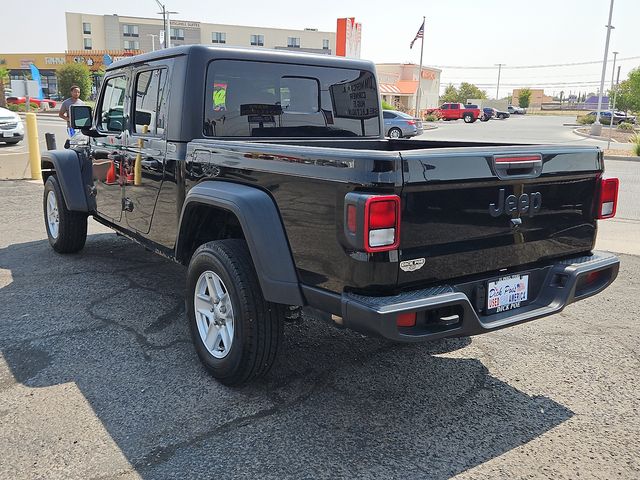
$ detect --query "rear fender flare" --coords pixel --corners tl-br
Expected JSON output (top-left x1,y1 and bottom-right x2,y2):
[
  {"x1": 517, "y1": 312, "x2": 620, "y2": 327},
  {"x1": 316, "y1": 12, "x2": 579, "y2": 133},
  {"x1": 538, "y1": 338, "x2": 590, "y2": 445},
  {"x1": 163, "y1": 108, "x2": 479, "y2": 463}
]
[{"x1": 176, "y1": 181, "x2": 303, "y2": 306}]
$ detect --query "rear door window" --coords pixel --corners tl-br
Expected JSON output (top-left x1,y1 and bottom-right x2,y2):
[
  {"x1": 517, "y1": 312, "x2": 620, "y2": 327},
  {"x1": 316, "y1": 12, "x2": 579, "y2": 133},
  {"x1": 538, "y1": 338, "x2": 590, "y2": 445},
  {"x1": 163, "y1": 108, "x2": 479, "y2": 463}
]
[
  {"x1": 204, "y1": 59, "x2": 380, "y2": 138},
  {"x1": 133, "y1": 68, "x2": 168, "y2": 135}
]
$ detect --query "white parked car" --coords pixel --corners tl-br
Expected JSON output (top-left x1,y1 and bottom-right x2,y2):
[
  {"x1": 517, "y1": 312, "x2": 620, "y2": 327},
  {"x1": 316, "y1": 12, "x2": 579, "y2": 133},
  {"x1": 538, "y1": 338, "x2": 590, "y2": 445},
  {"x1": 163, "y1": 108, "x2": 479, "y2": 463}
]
[{"x1": 0, "y1": 107, "x2": 25, "y2": 144}]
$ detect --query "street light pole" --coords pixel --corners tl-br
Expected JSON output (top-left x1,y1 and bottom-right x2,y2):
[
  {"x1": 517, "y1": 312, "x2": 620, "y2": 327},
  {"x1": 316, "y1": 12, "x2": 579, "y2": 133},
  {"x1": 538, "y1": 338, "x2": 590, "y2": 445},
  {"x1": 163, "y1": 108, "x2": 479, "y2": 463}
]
[
  {"x1": 591, "y1": 0, "x2": 615, "y2": 136},
  {"x1": 495, "y1": 63, "x2": 505, "y2": 99},
  {"x1": 154, "y1": 1, "x2": 176, "y2": 49},
  {"x1": 607, "y1": 62, "x2": 621, "y2": 150}
]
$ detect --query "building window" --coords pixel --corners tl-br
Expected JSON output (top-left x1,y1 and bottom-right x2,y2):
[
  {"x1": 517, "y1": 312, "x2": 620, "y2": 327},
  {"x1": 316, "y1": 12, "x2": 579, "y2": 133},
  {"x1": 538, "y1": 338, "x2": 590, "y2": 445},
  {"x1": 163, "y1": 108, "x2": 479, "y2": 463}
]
[
  {"x1": 124, "y1": 40, "x2": 139, "y2": 50},
  {"x1": 250, "y1": 34, "x2": 264, "y2": 46},
  {"x1": 123, "y1": 25, "x2": 139, "y2": 37},
  {"x1": 322, "y1": 39, "x2": 329, "y2": 50},
  {"x1": 83, "y1": 22, "x2": 91, "y2": 34},
  {"x1": 170, "y1": 28, "x2": 184, "y2": 40},
  {"x1": 212, "y1": 32, "x2": 226, "y2": 44},
  {"x1": 287, "y1": 37, "x2": 300, "y2": 48},
  {"x1": 84, "y1": 38, "x2": 92, "y2": 50}
]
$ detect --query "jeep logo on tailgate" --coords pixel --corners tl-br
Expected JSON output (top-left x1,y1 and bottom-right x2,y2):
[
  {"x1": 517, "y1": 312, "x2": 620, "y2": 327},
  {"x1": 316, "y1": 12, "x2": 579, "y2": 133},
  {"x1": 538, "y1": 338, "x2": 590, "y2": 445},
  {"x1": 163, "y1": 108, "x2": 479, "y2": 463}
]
[{"x1": 489, "y1": 189, "x2": 542, "y2": 217}]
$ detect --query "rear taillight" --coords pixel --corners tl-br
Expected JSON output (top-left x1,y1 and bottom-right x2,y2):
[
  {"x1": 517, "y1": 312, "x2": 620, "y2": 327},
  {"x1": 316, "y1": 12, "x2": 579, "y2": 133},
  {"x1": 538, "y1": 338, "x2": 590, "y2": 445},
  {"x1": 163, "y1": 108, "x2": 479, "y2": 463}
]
[
  {"x1": 406, "y1": 120, "x2": 416, "y2": 125},
  {"x1": 344, "y1": 193, "x2": 401, "y2": 253},
  {"x1": 597, "y1": 177, "x2": 619, "y2": 219},
  {"x1": 364, "y1": 196, "x2": 400, "y2": 252}
]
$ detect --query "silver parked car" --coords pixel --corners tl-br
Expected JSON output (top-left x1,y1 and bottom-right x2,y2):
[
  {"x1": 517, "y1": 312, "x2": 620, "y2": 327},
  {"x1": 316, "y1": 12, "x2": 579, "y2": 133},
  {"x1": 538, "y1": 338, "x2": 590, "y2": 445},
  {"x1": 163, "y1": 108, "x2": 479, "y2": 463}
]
[
  {"x1": 0, "y1": 107, "x2": 25, "y2": 144},
  {"x1": 383, "y1": 110, "x2": 424, "y2": 138}
]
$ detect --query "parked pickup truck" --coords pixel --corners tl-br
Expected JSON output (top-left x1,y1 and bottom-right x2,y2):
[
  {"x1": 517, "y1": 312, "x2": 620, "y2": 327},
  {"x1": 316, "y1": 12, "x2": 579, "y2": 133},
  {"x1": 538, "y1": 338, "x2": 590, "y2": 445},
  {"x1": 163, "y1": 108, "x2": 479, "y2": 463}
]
[
  {"x1": 427, "y1": 102, "x2": 482, "y2": 123},
  {"x1": 42, "y1": 45, "x2": 620, "y2": 385}
]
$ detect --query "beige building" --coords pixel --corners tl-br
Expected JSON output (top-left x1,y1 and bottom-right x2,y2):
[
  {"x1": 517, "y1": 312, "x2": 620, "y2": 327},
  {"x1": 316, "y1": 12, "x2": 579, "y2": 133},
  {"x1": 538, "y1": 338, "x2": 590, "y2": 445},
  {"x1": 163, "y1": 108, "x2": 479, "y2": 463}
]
[
  {"x1": 375, "y1": 63, "x2": 441, "y2": 114},
  {"x1": 66, "y1": 12, "x2": 335, "y2": 55},
  {"x1": 512, "y1": 88, "x2": 554, "y2": 109}
]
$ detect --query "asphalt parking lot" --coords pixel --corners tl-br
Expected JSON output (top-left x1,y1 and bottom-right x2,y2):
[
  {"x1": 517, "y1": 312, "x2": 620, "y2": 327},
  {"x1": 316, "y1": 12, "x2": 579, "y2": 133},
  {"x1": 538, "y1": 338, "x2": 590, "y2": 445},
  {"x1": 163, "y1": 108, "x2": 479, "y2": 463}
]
[{"x1": 1, "y1": 180, "x2": 639, "y2": 479}]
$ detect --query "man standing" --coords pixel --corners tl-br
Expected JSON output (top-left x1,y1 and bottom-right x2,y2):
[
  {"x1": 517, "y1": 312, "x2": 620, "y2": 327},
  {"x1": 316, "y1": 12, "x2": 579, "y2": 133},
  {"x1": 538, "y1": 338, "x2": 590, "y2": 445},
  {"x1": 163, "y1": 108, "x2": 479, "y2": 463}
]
[{"x1": 58, "y1": 85, "x2": 85, "y2": 139}]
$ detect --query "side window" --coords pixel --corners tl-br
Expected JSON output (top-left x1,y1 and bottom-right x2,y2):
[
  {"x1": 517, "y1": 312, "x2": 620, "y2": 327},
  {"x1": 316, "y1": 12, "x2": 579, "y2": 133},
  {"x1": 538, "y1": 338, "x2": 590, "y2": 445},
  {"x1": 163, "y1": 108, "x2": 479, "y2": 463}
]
[
  {"x1": 441, "y1": 104, "x2": 449, "y2": 110},
  {"x1": 133, "y1": 68, "x2": 168, "y2": 135},
  {"x1": 97, "y1": 76, "x2": 127, "y2": 132},
  {"x1": 382, "y1": 111, "x2": 394, "y2": 119}
]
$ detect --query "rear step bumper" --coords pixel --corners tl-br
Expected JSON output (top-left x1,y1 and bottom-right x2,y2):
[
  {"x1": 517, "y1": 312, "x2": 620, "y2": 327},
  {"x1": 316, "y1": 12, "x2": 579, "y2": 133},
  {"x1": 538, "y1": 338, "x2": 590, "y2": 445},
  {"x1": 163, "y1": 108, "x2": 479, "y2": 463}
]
[{"x1": 340, "y1": 251, "x2": 619, "y2": 342}]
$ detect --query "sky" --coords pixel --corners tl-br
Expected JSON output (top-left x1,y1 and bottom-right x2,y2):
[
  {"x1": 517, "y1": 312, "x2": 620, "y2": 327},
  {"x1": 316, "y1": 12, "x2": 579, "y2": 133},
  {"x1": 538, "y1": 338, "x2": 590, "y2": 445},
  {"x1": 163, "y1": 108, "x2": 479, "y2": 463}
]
[{"x1": 2, "y1": 0, "x2": 639, "y2": 97}]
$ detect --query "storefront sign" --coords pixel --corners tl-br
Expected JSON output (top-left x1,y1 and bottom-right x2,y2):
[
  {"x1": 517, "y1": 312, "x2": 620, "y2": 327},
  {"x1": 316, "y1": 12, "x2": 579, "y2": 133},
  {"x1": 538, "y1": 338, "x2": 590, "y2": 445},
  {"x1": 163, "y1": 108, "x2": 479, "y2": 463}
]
[
  {"x1": 45, "y1": 57, "x2": 65, "y2": 65},
  {"x1": 170, "y1": 20, "x2": 200, "y2": 28},
  {"x1": 421, "y1": 70, "x2": 437, "y2": 80}
]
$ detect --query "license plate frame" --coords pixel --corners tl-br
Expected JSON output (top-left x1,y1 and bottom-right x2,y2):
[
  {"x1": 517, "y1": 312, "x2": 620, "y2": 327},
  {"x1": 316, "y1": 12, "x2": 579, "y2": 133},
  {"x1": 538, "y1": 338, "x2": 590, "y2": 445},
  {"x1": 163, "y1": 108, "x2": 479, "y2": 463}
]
[
  {"x1": 486, "y1": 273, "x2": 529, "y2": 314},
  {"x1": 2, "y1": 132, "x2": 12, "y2": 138}
]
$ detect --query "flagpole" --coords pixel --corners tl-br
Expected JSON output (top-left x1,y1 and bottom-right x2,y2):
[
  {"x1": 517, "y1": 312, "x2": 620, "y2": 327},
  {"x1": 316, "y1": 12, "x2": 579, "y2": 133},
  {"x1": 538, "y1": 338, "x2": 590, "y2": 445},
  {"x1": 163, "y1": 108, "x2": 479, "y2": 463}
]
[{"x1": 415, "y1": 16, "x2": 425, "y2": 118}]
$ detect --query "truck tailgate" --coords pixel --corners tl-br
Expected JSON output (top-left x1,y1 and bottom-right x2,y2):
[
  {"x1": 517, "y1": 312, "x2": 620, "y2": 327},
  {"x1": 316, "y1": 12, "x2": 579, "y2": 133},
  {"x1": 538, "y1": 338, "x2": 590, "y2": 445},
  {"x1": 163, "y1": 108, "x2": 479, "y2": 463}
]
[{"x1": 398, "y1": 146, "x2": 603, "y2": 287}]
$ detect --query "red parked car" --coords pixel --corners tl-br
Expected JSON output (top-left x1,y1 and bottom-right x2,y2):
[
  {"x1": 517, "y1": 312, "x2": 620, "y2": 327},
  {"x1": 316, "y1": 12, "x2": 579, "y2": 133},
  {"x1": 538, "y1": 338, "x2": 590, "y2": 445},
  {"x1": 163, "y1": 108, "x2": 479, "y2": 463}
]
[
  {"x1": 6, "y1": 96, "x2": 57, "y2": 108},
  {"x1": 427, "y1": 103, "x2": 480, "y2": 123}
]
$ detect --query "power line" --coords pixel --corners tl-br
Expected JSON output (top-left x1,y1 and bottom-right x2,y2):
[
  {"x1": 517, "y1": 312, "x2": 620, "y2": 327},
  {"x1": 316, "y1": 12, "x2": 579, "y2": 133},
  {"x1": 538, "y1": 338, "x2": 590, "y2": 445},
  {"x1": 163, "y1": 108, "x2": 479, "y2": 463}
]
[
  {"x1": 427, "y1": 55, "x2": 640, "y2": 70},
  {"x1": 442, "y1": 80, "x2": 604, "y2": 87}
]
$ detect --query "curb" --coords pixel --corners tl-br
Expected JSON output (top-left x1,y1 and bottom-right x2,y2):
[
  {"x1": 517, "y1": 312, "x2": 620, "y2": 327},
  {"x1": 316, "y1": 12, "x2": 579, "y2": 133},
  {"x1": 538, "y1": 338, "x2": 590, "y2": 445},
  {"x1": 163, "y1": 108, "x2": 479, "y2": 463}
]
[
  {"x1": 604, "y1": 155, "x2": 640, "y2": 162},
  {"x1": 572, "y1": 127, "x2": 620, "y2": 142}
]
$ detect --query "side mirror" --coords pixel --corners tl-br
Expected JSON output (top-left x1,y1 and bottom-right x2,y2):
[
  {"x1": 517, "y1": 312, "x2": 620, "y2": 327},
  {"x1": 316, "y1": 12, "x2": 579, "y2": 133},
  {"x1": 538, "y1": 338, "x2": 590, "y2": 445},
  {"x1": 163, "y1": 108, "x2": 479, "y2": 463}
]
[{"x1": 70, "y1": 105, "x2": 93, "y2": 129}]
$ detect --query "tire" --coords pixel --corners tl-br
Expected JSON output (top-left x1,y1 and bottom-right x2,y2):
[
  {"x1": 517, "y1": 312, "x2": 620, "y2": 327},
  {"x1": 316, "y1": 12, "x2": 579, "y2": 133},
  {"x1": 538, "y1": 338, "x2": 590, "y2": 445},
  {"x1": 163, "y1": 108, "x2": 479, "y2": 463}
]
[
  {"x1": 43, "y1": 175, "x2": 87, "y2": 254},
  {"x1": 186, "y1": 239, "x2": 285, "y2": 386},
  {"x1": 388, "y1": 127, "x2": 402, "y2": 138},
  {"x1": 463, "y1": 114, "x2": 473, "y2": 123}
]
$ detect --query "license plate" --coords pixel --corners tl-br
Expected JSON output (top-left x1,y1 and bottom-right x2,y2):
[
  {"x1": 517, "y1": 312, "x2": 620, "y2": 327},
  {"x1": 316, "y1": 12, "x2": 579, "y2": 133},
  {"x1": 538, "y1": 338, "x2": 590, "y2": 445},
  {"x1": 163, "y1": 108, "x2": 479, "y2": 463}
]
[
  {"x1": 486, "y1": 274, "x2": 529, "y2": 314},
  {"x1": 2, "y1": 132, "x2": 11, "y2": 137}
]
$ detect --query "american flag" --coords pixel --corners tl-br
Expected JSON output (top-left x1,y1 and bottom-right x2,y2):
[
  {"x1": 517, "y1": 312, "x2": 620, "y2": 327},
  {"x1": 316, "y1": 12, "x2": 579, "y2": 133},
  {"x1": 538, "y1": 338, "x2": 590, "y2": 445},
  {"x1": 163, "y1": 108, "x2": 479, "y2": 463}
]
[{"x1": 410, "y1": 20, "x2": 425, "y2": 49}]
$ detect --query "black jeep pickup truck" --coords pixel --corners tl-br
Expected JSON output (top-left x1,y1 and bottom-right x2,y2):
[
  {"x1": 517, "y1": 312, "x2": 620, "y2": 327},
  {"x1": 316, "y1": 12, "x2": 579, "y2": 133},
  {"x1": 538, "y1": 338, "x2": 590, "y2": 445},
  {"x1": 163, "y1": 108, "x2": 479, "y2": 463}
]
[{"x1": 42, "y1": 45, "x2": 620, "y2": 385}]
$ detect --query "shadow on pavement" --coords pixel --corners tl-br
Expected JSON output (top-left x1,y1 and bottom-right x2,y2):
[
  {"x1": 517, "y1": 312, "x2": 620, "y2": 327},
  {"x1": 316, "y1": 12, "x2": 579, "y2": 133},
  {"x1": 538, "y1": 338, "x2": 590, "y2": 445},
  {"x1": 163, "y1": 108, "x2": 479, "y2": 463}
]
[{"x1": 0, "y1": 234, "x2": 573, "y2": 479}]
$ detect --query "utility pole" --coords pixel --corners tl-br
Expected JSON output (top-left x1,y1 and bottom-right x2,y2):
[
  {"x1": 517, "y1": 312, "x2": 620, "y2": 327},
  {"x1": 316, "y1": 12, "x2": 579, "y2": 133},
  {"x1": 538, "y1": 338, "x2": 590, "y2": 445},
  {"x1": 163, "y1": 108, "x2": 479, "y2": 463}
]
[
  {"x1": 495, "y1": 63, "x2": 505, "y2": 99},
  {"x1": 591, "y1": 0, "x2": 615, "y2": 136}
]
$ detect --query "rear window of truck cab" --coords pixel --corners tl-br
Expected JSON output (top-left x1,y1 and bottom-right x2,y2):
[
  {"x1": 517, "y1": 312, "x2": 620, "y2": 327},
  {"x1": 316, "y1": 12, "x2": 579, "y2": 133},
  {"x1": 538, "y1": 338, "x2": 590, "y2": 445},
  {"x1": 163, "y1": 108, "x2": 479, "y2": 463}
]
[{"x1": 204, "y1": 60, "x2": 381, "y2": 138}]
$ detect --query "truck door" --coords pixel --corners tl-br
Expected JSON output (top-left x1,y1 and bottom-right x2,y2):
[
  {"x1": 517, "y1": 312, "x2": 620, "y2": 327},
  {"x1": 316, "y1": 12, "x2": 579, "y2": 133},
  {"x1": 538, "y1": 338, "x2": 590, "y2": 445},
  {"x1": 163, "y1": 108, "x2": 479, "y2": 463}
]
[
  {"x1": 122, "y1": 67, "x2": 169, "y2": 234},
  {"x1": 91, "y1": 74, "x2": 129, "y2": 223}
]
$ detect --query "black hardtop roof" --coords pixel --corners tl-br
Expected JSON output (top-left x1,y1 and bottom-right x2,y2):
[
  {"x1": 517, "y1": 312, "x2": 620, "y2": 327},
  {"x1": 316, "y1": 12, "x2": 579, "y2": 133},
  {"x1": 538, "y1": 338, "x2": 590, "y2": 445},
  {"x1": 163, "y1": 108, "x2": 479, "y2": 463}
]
[{"x1": 107, "y1": 44, "x2": 376, "y2": 72}]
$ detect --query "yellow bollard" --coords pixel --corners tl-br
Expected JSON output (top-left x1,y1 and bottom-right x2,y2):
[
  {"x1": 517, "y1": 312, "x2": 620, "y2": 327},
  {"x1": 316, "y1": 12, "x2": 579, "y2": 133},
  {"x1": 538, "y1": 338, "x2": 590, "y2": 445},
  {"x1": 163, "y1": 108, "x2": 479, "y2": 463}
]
[{"x1": 25, "y1": 113, "x2": 42, "y2": 180}]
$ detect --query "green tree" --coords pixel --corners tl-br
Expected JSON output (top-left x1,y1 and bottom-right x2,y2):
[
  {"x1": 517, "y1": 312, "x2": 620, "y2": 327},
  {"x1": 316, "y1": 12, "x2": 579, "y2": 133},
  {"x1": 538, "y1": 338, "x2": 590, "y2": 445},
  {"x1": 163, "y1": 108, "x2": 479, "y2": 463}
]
[
  {"x1": 615, "y1": 67, "x2": 640, "y2": 113},
  {"x1": 440, "y1": 84, "x2": 458, "y2": 103},
  {"x1": 518, "y1": 88, "x2": 532, "y2": 108},
  {"x1": 381, "y1": 99, "x2": 394, "y2": 110},
  {"x1": 56, "y1": 63, "x2": 92, "y2": 101},
  {"x1": 0, "y1": 67, "x2": 8, "y2": 108},
  {"x1": 457, "y1": 82, "x2": 487, "y2": 103}
]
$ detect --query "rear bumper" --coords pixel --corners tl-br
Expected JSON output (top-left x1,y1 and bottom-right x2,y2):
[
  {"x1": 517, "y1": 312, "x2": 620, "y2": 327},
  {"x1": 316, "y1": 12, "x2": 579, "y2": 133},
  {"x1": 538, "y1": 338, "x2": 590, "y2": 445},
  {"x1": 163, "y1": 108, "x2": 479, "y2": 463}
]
[{"x1": 339, "y1": 251, "x2": 619, "y2": 342}]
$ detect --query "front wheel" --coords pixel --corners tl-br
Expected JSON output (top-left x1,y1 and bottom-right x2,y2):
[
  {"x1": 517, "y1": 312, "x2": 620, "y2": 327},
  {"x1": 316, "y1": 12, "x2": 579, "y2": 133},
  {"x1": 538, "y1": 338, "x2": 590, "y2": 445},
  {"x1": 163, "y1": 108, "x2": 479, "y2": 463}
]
[
  {"x1": 43, "y1": 175, "x2": 87, "y2": 253},
  {"x1": 463, "y1": 114, "x2": 473, "y2": 123},
  {"x1": 186, "y1": 239, "x2": 285, "y2": 386}
]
